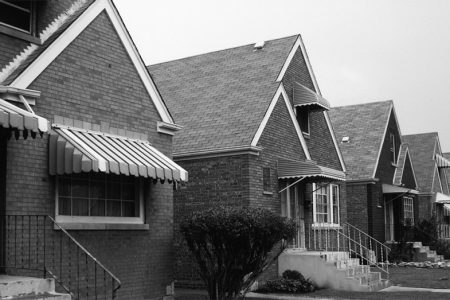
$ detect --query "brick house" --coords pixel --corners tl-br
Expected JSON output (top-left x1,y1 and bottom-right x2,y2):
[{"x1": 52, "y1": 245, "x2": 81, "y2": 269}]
[
  {"x1": 329, "y1": 101, "x2": 419, "y2": 243},
  {"x1": 403, "y1": 133, "x2": 450, "y2": 239},
  {"x1": 0, "y1": 0, "x2": 187, "y2": 299},
  {"x1": 148, "y1": 35, "x2": 397, "y2": 291}
]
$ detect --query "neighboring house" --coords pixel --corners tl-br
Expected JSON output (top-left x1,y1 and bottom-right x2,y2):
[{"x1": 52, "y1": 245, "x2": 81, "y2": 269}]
[
  {"x1": 149, "y1": 35, "x2": 388, "y2": 291},
  {"x1": 329, "y1": 101, "x2": 419, "y2": 243},
  {"x1": 0, "y1": 0, "x2": 187, "y2": 299},
  {"x1": 403, "y1": 133, "x2": 450, "y2": 239}
]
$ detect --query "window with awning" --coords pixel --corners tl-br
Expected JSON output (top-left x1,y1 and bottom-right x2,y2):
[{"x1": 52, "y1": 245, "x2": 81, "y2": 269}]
[
  {"x1": 277, "y1": 158, "x2": 345, "y2": 181},
  {"x1": 0, "y1": 97, "x2": 48, "y2": 138},
  {"x1": 49, "y1": 125, "x2": 187, "y2": 182},
  {"x1": 436, "y1": 154, "x2": 450, "y2": 168}
]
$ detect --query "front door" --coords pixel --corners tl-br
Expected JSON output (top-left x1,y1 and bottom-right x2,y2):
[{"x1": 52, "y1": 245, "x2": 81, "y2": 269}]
[
  {"x1": 281, "y1": 182, "x2": 305, "y2": 249},
  {"x1": 385, "y1": 199, "x2": 394, "y2": 241}
]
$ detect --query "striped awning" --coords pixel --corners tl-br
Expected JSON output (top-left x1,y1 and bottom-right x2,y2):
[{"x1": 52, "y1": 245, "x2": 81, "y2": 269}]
[
  {"x1": 436, "y1": 192, "x2": 450, "y2": 204},
  {"x1": 277, "y1": 158, "x2": 345, "y2": 181},
  {"x1": 293, "y1": 82, "x2": 330, "y2": 110},
  {"x1": 436, "y1": 154, "x2": 450, "y2": 168},
  {"x1": 49, "y1": 125, "x2": 188, "y2": 182},
  {"x1": 0, "y1": 97, "x2": 48, "y2": 137}
]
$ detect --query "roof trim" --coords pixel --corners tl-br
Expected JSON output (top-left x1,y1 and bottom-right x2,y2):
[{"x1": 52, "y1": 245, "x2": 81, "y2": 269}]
[
  {"x1": 8, "y1": 0, "x2": 174, "y2": 124},
  {"x1": 250, "y1": 83, "x2": 311, "y2": 160},
  {"x1": 276, "y1": 36, "x2": 321, "y2": 95},
  {"x1": 174, "y1": 145, "x2": 262, "y2": 161},
  {"x1": 371, "y1": 102, "x2": 401, "y2": 179},
  {"x1": 324, "y1": 110, "x2": 346, "y2": 172},
  {"x1": 407, "y1": 148, "x2": 419, "y2": 189},
  {"x1": 382, "y1": 183, "x2": 419, "y2": 195}
]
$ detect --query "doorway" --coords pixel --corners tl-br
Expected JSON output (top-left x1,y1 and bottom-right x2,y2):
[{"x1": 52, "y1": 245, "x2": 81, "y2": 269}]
[
  {"x1": 385, "y1": 199, "x2": 394, "y2": 241},
  {"x1": 281, "y1": 182, "x2": 305, "y2": 249}
]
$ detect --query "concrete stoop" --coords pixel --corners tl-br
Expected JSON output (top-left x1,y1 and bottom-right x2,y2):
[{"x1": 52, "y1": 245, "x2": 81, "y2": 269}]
[
  {"x1": 0, "y1": 276, "x2": 71, "y2": 300},
  {"x1": 412, "y1": 242, "x2": 445, "y2": 262},
  {"x1": 278, "y1": 250, "x2": 390, "y2": 292}
]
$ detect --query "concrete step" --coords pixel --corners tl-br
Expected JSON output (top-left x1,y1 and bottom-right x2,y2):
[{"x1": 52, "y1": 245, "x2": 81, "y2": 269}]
[
  {"x1": 0, "y1": 275, "x2": 71, "y2": 299},
  {"x1": 333, "y1": 258, "x2": 360, "y2": 269},
  {"x1": 369, "y1": 279, "x2": 391, "y2": 292}
]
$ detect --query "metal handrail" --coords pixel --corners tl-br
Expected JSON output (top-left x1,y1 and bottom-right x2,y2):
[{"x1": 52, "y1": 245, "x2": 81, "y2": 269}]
[
  {"x1": 306, "y1": 222, "x2": 391, "y2": 281},
  {"x1": 0, "y1": 214, "x2": 121, "y2": 299}
]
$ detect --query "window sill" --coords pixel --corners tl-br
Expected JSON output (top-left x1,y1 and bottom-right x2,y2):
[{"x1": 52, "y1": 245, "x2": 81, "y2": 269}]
[
  {"x1": 0, "y1": 24, "x2": 41, "y2": 44},
  {"x1": 302, "y1": 132, "x2": 310, "y2": 139},
  {"x1": 312, "y1": 223, "x2": 341, "y2": 229},
  {"x1": 263, "y1": 191, "x2": 273, "y2": 195},
  {"x1": 391, "y1": 162, "x2": 398, "y2": 167},
  {"x1": 54, "y1": 223, "x2": 150, "y2": 231}
]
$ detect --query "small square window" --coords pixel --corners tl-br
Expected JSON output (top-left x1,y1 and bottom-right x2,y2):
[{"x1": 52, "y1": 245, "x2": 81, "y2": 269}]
[
  {"x1": 263, "y1": 167, "x2": 271, "y2": 192},
  {"x1": 296, "y1": 107, "x2": 310, "y2": 135},
  {"x1": 0, "y1": 1, "x2": 35, "y2": 34}
]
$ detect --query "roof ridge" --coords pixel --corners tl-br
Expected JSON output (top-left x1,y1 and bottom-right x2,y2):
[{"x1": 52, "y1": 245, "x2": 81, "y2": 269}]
[
  {"x1": 0, "y1": 0, "x2": 88, "y2": 84},
  {"x1": 148, "y1": 34, "x2": 299, "y2": 67},
  {"x1": 332, "y1": 99, "x2": 393, "y2": 109}
]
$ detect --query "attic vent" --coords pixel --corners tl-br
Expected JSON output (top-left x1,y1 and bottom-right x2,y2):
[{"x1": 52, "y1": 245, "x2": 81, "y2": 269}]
[
  {"x1": 342, "y1": 136, "x2": 350, "y2": 143},
  {"x1": 254, "y1": 41, "x2": 265, "y2": 50}
]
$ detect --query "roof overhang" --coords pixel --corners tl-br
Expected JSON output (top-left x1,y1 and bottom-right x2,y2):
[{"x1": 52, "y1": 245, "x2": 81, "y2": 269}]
[
  {"x1": 382, "y1": 184, "x2": 419, "y2": 194},
  {"x1": 49, "y1": 124, "x2": 188, "y2": 182},
  {"x1": 436, "y1": 154, "x2": 450, "y2": 168},
  {"x1": 436, "y1": 192, "x2": 450, "y2": 203},
  {"x1": 277, "y1": 158, "x2": 346, "y2": 181}
]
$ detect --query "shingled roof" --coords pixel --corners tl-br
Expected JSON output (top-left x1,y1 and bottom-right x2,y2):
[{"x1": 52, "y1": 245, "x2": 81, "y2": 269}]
[
  {"x1": 148, "y1": 35, "x2": 299, "y2": 154},
  {"x1": 328, "y1": 100, "x2": 393, "y2": 181},
  {"x1": 403, "y1": 132, "x2": 439, "y2": 193}
]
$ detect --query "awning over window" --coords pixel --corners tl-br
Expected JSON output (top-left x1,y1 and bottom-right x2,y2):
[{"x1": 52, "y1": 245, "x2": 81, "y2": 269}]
[
  {"x1": 0, "y1": 98, "x2": 48, "y2": 137},
  {"x1": 436, "y1": 154, "x2": 450, "y2": 168},
  {"x1": 293, "y1": 82, "x2": 330, "y2": 110},
  {"x1": 277, "y1": 158, "x2": 345, "y2": 181},
  {"x1": 436, "y1": 192, "x2": 450, "y2": 204},
  {"x1": 382, "y1": 184, "x2": 419, "y2": 194},
  {"x1": 49, "y1": 125, "x2": 188, "y2": 182}
]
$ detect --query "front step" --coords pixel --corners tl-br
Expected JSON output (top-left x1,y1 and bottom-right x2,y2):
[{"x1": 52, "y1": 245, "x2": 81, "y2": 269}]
[
  {"x1": 278, "y1": 250, "x2": 390, "y2": 292},
  {"x1": 411, "y1": 242, "x2": 445, "y2": 262},
  {"x1": 0, "y1": 276, "x2": 71, "y2": 299}
]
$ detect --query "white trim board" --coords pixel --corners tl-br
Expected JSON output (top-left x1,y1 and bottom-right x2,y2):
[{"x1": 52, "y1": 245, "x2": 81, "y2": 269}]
[
  {"x1": 324, "y1": 110, "x2": 346, "y2": 172},
  {"x1": 251, "y1": 83, "x2": 311, "y2": 160},
  {"x1": 9, "y1": 0, "x2": 174, "y2": 124}
]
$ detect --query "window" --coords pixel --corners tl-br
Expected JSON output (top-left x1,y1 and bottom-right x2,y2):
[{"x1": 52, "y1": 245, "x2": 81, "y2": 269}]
[
  {"x1": 56, "y1": 173, "x2": 143, "y2": 224},
  {"x1": 390, "y1": 133, "x2": 396, "y2": 164},
  {"x1": 296, "y1": 107, "x2": 310, "y2": 135},
  {"x1": 0, "y1": 1, "x2": 35, "y2": 34},
  {"x1": 403, "y1": 196, "x2": 414, "y2": 225},
  {"x1": 313, "y1": 183, "x2": 340, "y2": 225},
  {"x1": 263, "y1": 167, "x2": 271, "y2": 193}
]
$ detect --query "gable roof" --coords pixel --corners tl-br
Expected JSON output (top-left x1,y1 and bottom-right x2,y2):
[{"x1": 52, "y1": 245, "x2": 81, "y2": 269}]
[
  {"x1": 328, "y1": 100, "x2": 393, "y2": 181},
  {"x1": 148, "y1": 35, "x2": 305, "y2": 155},
  {"x1": 0, "y1": 0, "x2": 174, "y2": 125},
  {"x1": 403, "y1": 132, "x2": 440, "y2": 193}
]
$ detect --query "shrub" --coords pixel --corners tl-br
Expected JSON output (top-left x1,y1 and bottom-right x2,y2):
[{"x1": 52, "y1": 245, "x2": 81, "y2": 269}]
[
  {"x1": 256, "y1": 270, "x2": 315, "y2": 294},
  {"x1": 180, "y1": 206, "x2": 297, "y2": 300},
  {"x1": 388, "y1": 239, "x2": 414, "y2": 262}
]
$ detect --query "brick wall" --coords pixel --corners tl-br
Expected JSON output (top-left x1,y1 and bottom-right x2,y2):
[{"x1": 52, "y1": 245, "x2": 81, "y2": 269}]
[
  {"x1": 4, "y1": 11, "x2": 173, "y2": 300},
  {"x1": 402, "y1": 154, "x2": 417, "y2": 189},
  {"x1": 367, "y1": 183, "x2": 385, "y2": 242},
  {"x1": 172, "y1": 154, "x2": 251, "y2": 285},
  {"x1": 346, "y1": 184, "x2": 369, "y2": 233}
]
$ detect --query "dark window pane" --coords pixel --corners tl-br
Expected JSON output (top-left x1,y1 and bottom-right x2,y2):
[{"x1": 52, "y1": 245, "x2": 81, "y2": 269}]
[
  {"x1": 297, "y1": 107, "x2": 309, "y2": 133},
  {"x1": 90, "y1": 181, "x2": 105, "y2": 199},
  {"x1": 90, "y1": 199, "x2": 105, "y2": 216},
  {"x1": 58, "y1": 178, "x2": 71, "y2": 196},
  {"x1": 107, "y1": 181, "x2": 121, "y2": 199},
  {"x1": 122, "y1": 183, "x2": 135, "y2": 200},
  {"x1": 0, "y1": 2, "x2": 31, "y2": 32},
  {"x1": 59, "y1": 197, "x2": 71, "y2": 215},
  {"x1": 122, "y1": 201, "x2": 135, "y2": 217},
  {"x1": 5, "y1": 1, "x2": 31, "y2": 10},
  {"x1": 72, "y1": 198, "x2": 89, "y2": 216},
  {"x1": 72, "y1": 179, "x2": 89, "y2": 198},
  {"x1": 107, "y1": 200, "x2": 121, "y2": 217}
]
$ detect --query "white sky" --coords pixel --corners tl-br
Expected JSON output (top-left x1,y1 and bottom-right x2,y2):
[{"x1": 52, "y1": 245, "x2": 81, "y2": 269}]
[{"x1": 114, "y1": 0, "x2": 450, "y2": 150}]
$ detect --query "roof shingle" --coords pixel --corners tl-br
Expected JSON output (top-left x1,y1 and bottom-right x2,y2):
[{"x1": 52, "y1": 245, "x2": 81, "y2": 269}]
[
  {"x1": 148, "y1": 35, "x2": 299, "y2": 154},
  {"x1": 403, "y1": 132, "x2": 439, "y2": 193},
  {"x1": 328, "y1": 100, "x2": 393, "y2": 180}
]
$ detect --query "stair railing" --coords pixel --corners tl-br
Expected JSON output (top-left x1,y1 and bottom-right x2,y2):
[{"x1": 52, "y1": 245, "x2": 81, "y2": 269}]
[
  {"x1": 306, "y1": 222, "x2": 391, "y2": 279},
  {"x1": 0, "y1": 214, "x2": 121, "y2": 299}
]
